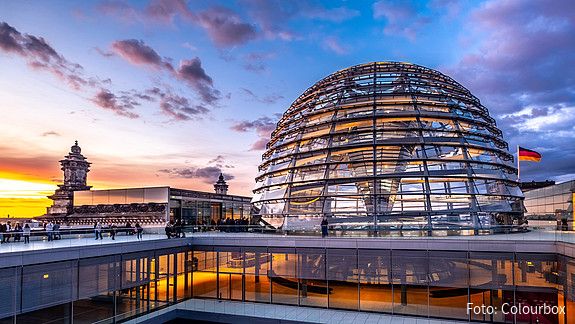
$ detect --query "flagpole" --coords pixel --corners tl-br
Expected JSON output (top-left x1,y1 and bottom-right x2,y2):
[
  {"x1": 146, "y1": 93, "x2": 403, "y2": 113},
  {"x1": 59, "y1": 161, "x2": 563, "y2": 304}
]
[{"x1": 517, "y1": 145, "x2": 520, "y2": 183}]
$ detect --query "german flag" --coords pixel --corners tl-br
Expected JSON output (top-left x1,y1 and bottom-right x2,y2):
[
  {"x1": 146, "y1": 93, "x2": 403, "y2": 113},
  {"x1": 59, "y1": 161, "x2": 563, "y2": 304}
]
[{"x1": 519, "y1": 147, "x2": 541, "y2": 162}]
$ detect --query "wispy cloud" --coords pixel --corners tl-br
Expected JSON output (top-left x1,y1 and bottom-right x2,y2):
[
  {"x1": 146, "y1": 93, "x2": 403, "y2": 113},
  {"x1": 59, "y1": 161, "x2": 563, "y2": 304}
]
[
  {"x1": 106, "y1": 39, "x2": 221, "y2": 105},
  {"x1": 322, "y1": 36, "x2": 349, "y2": 55},
  {"x1": 240, "y1": 88, "x2": 284, "y2": 104},
  {"x1": 0, "y1": 21, "x2": 92, "y2": 90},
  {"x1": 41, "y1": 131, "x2": 61, "y2": 137},
  {"x1": 158, "y1": 166, "x2": 234, "y2": 184},
  {"x1": 91, "y1": 89, "x2": 140, "y2": 119},
  {"x1": 230, "y1": 116, "x2": 278, "y2": 150}
]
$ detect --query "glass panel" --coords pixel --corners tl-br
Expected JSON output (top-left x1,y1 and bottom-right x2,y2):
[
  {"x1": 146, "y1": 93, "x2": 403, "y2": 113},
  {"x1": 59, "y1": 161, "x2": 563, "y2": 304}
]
[
  {"x1": 92, "y1": 191, "x2": 109, "y2": 205},
  {"x1": 244, "y1": 248, "x2": 270, "y2": 303},
  {"x1": 328, "y1": 249, "x2": 358, "y2": 310},
  {"x1": 108, "y1": 189, "x2": 127, "y2": 204},
  {"x1": 359, "y1": 249, "x2": 392, "y2": 313},
  {"x1": 428, "y1": 251, "x2": 469, "y2": 320},
  {"x1": 126, "y1": 189, "x2": 145, "y2": 204},
  {"x1": 0, "y1": 267, "x2": 18, "y2": 319},
  {"x1": 392, "y1": 251, "x2": 428, "y2": 316},
  {"x1": 270, "y1": 248, "x2": 298, "y2": 305},
  {"x1": 22, "y1": 261, "x2": 76, "y2": 313},
  {"x1": 73, "y1": 191, "x2": 92, "y2": 206},
  {"x1": 515, "y1": 253, "x2": 559, "y2": 290},
  {"x1": 144, "y1": 187, "x2": 169, "y2": 203},
  {"x1": 298, "y1": 248, "x2": 327, "y2": 308},
  {"x1": 193, "y1": 250, "x2": 217, "y2": 298}
]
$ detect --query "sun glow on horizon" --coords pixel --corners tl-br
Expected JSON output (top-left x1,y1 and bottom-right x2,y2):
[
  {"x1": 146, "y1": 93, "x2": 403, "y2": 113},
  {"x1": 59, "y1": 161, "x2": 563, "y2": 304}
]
[{"x1": 0, "y1": 173, "x2": 58, "y2": 218}]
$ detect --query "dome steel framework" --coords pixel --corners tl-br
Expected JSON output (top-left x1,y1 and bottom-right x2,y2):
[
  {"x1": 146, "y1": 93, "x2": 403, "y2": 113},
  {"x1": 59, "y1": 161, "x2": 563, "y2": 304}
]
[{"x1": 252, "y1": 62, "x2": 524, "y2": 231}]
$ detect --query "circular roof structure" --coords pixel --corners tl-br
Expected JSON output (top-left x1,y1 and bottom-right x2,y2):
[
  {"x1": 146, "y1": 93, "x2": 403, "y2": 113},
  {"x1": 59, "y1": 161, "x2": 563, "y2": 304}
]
[{"x1": 252, "y1": 62, "x2": 523, "y2": 232}]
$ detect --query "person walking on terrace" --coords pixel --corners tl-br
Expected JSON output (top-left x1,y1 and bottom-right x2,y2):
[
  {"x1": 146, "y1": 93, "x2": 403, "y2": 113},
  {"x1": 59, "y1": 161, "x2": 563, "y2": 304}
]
[{"x1": 23, "y1": 223, "x2": 31, "y2": 244}]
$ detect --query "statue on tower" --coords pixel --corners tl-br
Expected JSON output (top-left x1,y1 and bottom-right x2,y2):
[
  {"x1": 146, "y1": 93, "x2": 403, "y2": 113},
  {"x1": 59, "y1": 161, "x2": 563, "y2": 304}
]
[
  {"x1": 214, "y1": 173, "x2": 229, "y2": 195},
  {"x1": 46, "y1": 141, "x2": 92, "y2": 216}
]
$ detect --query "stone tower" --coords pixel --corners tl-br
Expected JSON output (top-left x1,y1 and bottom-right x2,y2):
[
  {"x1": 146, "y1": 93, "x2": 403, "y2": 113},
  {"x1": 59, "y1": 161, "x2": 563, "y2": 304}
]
[
  {"x1": 214, "y1": 173, "x2": 228, "y2": 195},
  {"x1": 46, "y1": 141, "x2": 92, "y2": 216}
]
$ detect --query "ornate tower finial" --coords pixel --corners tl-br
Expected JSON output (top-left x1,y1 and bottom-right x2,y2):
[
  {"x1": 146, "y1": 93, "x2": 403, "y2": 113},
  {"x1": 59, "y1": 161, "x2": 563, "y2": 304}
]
[
  {"x1": 46, "y1": 141, "x2": 92, "y2": 216},
  {"x1": 214, "y1": 173, "x2": 229, "y2": 195}
]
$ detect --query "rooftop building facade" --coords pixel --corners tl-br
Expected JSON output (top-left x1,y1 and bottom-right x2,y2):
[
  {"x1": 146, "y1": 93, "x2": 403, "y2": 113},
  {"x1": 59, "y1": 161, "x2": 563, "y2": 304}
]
[
  {"x1": 252, "y1": 62, "x2": 524, "y2": 232},
  {"x1": 41, "y1": 144, "x2": 250, "y2": 226},
  {"x1": 524, "y1": 180, "x2": 574, "y2": 227}
]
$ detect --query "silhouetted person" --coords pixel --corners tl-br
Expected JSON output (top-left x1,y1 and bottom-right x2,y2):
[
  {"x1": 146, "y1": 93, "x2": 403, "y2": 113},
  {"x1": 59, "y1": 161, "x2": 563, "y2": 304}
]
[
  {"x1": 165, "y1": 222, "x2": 173, "y2": 239},
  {"x1": 4, "y1": 221, "x2": 12, "y2": 243},
  {"x1": 110, "y1": 223, "x2": 117, "y2": 240},
  {"x1": 13, "y1": 223, "x2": 22, "y2": 242},
  {"x1": 0, "y1": 222, "x2": 6, "y2": 244},
  {"x1": 321, "y1": 217, "x2": 328, "y2": 238},
  {"x1": 23, "y1": 224, "x2": 31, "y2": 244},
  {"x1": 135, "y1": 223, "x2": 143, "y2": 240},
  {"x1": 53, "y1": 222, "x2": 61, "y2": 240}
]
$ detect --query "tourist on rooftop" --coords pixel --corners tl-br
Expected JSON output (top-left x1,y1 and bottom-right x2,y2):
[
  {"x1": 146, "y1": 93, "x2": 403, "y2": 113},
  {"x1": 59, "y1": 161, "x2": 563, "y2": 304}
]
[
  {"x1": 94, "y1": 222, "x2": 103, "y2": 240},
  {"x1": 165, "y1": 222, "x2": 173, "y2": 239},
  {"x1": 5, "y1": 221, "x2": 12, "y2": 243},
  {"x1": 110, "y1": 223, "x2": 117, "y2": 240},
  {"x1": 53, "y1": 222, "x2": 61, "y2": 240},
  {"x1": 46, "y1": 221, "x2": 54, "y2": 242},
  {"x1": 23, "y1": 224, "x2": 30, "y2": 244},
  {"x1": 0, "y1": 222, "x2": 6, "y2": 244},
  {"x1": 13, "y1": 223, "x2": 22, "y2": 242},
  {"x1": 135, "y1": 223, "x2": 143, "y2": 240}
]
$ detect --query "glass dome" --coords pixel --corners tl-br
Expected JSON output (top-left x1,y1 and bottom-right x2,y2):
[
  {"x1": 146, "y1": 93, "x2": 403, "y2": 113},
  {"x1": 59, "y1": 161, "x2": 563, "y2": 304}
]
[{"x1": 252, "y1": 62, "x2": 524, "y2": 231}]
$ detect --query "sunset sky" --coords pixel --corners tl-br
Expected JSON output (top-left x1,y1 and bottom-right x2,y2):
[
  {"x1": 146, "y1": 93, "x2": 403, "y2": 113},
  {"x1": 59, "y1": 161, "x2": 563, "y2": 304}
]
[{"x1": 1, "y1": 0, "x2": 574, "y2": 217}]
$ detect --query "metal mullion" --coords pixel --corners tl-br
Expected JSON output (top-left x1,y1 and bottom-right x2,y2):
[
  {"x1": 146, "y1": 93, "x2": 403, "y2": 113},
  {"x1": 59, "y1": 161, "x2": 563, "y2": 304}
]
[
  {"x1": 408, "y1": 70, "x2": 434, "y2": 234},
  {"x1": 321, "y1": 80, "x2": 345, "y2": 216},
  {"x1": 372, "y1": 62, "x2": 378, "y2": 230},
  {"x1": 453, "y1": 119, "x2": 482, "y2": 232}
]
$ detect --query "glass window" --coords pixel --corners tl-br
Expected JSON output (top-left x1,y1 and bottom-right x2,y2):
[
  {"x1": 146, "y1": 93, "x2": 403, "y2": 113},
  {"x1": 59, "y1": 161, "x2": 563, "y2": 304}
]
[
  {"x1": 22, "y1": 261, "x2": 76, "y2": 313},
  {"x1": 74, "y1": 191, "x2": 92, "y2": 206},
  {"x1": 515, "y1": 253, "x2": 558, "y2": 290},
  {"x1": 244, "y1": 247, "x2": 271, "y2": 303},
  {"x1": 328, "y1": 249, "x2": 358, "y2": 310},
  {"x1": 92, "y1": 191, "x2": 109, "y2": 205},
  {"x1": 0, "y1": 267, "x2": 19, "y2": 319},
  {"x1": 144, "y1": 187, "x2": 169, "y2": 203},
  {"x1": 358, "y1": 249, "x2": 392, "y2": 313},
  {"x1": 192, "y1": 250, "x2": 217, "y2": 299},
  {"x1": 428, "y1": 251, "x2": 469, "y2": 320},
  {"x1": 126, "y1": 189, "x2": 145, "y2": 203},
  {"x1": 108, "y1": 189, "x2": 127, "y2": 204},
  {"x1": 270, "y1": 248, "x2": 298, "y2": 305},
  {"x1": 298, "y1": 248, "x2": 327, "y2": 308},
  {"x1": 391, "y1": 251, "x2": 429, "y2": 317}
]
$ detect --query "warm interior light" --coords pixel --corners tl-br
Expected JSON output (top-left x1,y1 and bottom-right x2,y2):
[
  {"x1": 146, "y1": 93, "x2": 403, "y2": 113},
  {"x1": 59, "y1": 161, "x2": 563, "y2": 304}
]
[{"x1": 43, "y1": 274, "x2": 49, "y2": 279}]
